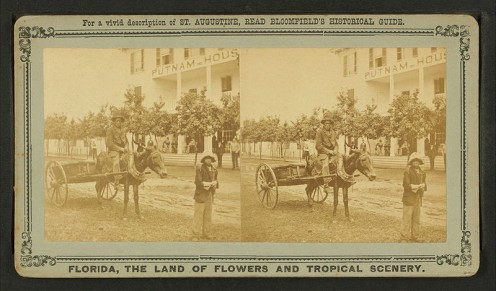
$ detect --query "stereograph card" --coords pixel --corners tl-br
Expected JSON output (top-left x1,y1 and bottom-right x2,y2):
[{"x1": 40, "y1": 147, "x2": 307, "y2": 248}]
[{"x1": 14, "y1": 14, "x2": 479, "y2": 277}]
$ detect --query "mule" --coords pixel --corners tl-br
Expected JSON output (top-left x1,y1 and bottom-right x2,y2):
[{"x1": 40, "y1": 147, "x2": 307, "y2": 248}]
[
  {"x1": 306, "y1": 149, "x2": 376, "y2": 222},
  {"x1": 95, "y1": 148, "x2": 168, "y2": 219}
]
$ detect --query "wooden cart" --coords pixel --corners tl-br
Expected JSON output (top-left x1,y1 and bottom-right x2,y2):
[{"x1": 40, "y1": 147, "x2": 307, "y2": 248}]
[
  {"x1": 255, "y1": 162, "x2": 335, "y2": 209},
  {"x1": 44, "y1": 160, "x2": 127, "y2": 207}
]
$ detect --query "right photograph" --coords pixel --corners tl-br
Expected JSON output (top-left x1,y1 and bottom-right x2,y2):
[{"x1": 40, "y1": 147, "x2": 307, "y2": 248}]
[{"x1": 239, "y1": 48, "x2": 446, "y2": 243}]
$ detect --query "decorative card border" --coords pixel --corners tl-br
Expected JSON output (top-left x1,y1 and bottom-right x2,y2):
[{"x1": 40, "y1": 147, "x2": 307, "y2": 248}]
[{"x1": 14, "y1": 15, "x2": 479, "y2": 277}]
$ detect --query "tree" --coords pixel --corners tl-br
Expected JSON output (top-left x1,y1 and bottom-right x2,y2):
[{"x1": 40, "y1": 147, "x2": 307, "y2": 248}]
[
  {"x1": 175, "y1": 89, "x2": 222, "y2": 165},
  {"x1": 432, "y1": 93, "x2": 446, "y2": 137},
  {"x1": 44, "y1": 113, "x2": 68, "y2": 155},
  {"x1": 240, "y1": 119, "x2": 258, "y2": 157},
  {"x1": 388, "y1": 89, "x2": 433, "y2": 151},
  {"x1": 258, "y1": 115, "x2": 281, "y2": 158},
  {"x1": 142, "y1": 101, "x2": 176, "y2": 145},
  {"x1": 88, "y1": 104, "x2": 111, "y2": 138},
  {"x1": 356, "y1": 104, "x2": 388, "y2": 151},
  {"x1": 219, "y1": 92, "x2": 240, "y2": 132},
  {"x1": 335, "y1": 91, "x2": 360, "y2": 151},
  {"x1": 120, "y1": 89, "x2": 148, "y2": 148}
]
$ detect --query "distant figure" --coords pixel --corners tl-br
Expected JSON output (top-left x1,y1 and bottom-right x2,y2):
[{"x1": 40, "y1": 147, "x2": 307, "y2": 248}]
[
  {"x1": 401, "y1": 141, "x2": 409, "y2": 156},
  {"x1": 428, "y1": 143, "x2": 437, "y2": 170},
  {"x1": 384, "y1": 139, "x2": 391, "y2": 156},
  {"x1": 91, "y1": 138, "x2": 98, "y2": 160},
  {"x1": 231, "y1": 137, "x2": 240, "y2": 169},
  {"x1": 133, "y1": 135, "x2": 145, "y2": 153},
  {"x1": 345, "y1": 138, "x2": 358, "y2": 155},
  {"x1": 400, "y1": 152, "x2": 427, "y2": 243},
  {"x1": 440, "y1": 143, "x2": 446, "y2": 171},
  {"x1": 360, "y1": 139, "x2": 367, "y2": 152},
  {"x1": 147, "y1": 139, "x2": 155, "y2": 150},
  {"x1": 376, "y1": 139, "x2": 383, "y2": 156},
  {"x1": 216, "y1": 141, "x2": 224, "y2": 168},
  {"x1": 424, "y1": 138, "x2": 430, "y2": 156},
  {"x1": 302, "y1": 138, "x2": 310, "y2": 161},
  {"x1": 188, "y1": 139, "x2": 196, "y2": 154}
]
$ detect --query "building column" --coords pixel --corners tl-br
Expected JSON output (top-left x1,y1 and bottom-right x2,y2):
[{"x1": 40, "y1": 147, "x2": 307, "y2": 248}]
[
  {"x1": 418, "y1": 66, "x2": 425, "y2": 101},
  {"x1": 203, "y1": 135, "x2": 214, "y2": 154},
  {"x1": 417, "y1": 138, "x2": 425, "y2": 156},
  {"x1": 390, "y1": 137, "x2": 398, "y2": 157},
  {"x1": 206, "y1": 65, "x2": 212, "y2": 99},
  {"x1": 176, "y1": 72, "x2": 185, "y2": 154},
  {"x1": 389, "y1": 73, "x2": 395, "y2": 103}
]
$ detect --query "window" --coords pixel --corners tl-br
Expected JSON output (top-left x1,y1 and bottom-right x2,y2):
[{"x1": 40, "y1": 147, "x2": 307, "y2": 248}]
[
  {"x1": 135, "y1": 86, "x2": 142, "y2": 97},
  {"x1": 369, "y1": 48, "x2": 374, "y2": 69},
  {"x1": 130, "y1": 49, "x2": 144, "y2": 73},
  {"x1": 184, "y1": 48, "x2": 205, "y2": 59},
  {"x1": 161, "y1": 49, "x2": 173, "y2": 65},
  {"x1": 396, "y1": 48, "x2": 403, "y2": 61},
  {"x1": 221, "y1": 76, "x2": 232, "y2": 92},
  {"x1": 369, "y1": 48, "x2": 387, "y2": 69},
  {"x1": 347, "y1": 89, "x2": 355, "y2": 99},
  {"x1": 156, "y1": 49, "x2": 161, "y2": 66},
  {"x1": 343, "y1": 52, "x2": 357, "y2": 77},
  {"x1": 412, "y1": 48, "x2": 418, "y2": 57},
  {"x1": 434, "y1": 78, "x2": 445, "y2": 94}
]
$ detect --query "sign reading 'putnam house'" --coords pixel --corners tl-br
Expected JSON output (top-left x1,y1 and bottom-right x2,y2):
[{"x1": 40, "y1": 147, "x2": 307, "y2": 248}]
[{"x1": 152, "y1": 49, "x2": 239, "y2": 78}]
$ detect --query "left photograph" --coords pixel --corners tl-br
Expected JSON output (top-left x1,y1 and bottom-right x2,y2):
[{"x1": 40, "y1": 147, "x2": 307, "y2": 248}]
[{"x1": 43, "y1": 48, "x2": 241, "y2": 242}]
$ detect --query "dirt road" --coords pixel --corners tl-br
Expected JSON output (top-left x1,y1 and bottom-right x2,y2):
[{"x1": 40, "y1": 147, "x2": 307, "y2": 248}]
[
  {"x1": 45, "y1": 160, "x2": 241, "y2": 242},
  {"x1": 241, "y1": 158, "x2": 446, "y2": 243}
]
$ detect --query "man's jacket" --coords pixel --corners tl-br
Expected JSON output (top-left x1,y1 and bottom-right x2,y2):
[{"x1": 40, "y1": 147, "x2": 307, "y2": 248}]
[
  {"x1": 402, "y1": 166, "x2": 427, "y2": 205},
  {"x1": 106, "y1": 125, "x2": 127, "y2": 152},
  {"x1": 315, "y1": 128, "x2": 338, "y2": 155},
  {"x1": 194, "y1": 164, "x2": 219, "y2": 203}
]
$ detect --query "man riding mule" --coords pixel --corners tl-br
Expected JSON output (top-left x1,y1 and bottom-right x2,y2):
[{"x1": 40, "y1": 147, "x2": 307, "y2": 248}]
[
  {"x1": 314, "y1": 112, "x2": 356, "y2": 192},
  {"x1": 307, "y1": 112, "x2": 376, "y2": 222},
  {"x1": 96, "y1": 111, "x2": 168, "y2": 218},
  {"x1": 106, "y1": 112, "x2": 129, "y2": 187}
]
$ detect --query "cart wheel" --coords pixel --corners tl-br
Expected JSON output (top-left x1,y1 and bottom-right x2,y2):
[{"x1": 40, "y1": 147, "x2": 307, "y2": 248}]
[
  {"x1": 45, "y1": 161, "x2": 68, "y2": 207},
  {"x1": 98, "y1": 177, "x2": 119, "y2": 201},
  {"x1": 255, "y1": 163, "x2": 278, "y2": 209},
  {"x1": 308, "y1": 180, "x2": 328, "y2": 203}
]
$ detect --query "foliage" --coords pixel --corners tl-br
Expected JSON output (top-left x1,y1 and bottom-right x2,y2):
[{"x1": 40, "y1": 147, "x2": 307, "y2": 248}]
[
  {"x1": 175, "y1": 89, "x2": 222, "y2": 164},
  {"x1": 387, "y1": 89, "x2": 433, "y2": 140},
  {"x1": 44, "y1": 113, "x2": 68, "y2": 140},
  {"x1": 356, "y1": 104, "x2": 388, "y2": 140},
  {"x1": 432, "y1": 93, "x2": 446, "y2": 134},
  {"x1": 219, "y1": 92, "x2": 240, "y2": 131},
  {"x1": 335, "y1": 91, "x2": 359, "y2": 137}
]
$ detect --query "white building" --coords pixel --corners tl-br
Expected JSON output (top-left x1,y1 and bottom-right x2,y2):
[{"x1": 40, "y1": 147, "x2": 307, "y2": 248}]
[
  {"x1": 331, "y1": 47, "x2": 446, "y2": 156},
  {"x1": 123, "y1": 48, "x2": 240, "y2": 154}
]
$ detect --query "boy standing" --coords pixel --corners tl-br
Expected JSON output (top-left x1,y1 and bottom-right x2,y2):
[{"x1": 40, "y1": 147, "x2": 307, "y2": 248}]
[
  {"x1": 193, "y1": 155, "x2": 219, "y2": 241},
  {"x1": 401, "y1": 152, "x2": 427, "y2": 243}
]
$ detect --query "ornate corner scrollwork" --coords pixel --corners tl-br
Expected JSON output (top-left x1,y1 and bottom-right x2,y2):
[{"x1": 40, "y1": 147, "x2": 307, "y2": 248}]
[
  {"x1": 435, "y1": 25, "x2": 470, "y2": 61},
  {"x1": 18, "y1": 26, "x2": 55, "y2": 63},
  {"x1": 436, "y1": 231, "x2": 472, "y2": 266},
  {"x1": 20, "y1": 232, "x2": 56, "y2": 267}
]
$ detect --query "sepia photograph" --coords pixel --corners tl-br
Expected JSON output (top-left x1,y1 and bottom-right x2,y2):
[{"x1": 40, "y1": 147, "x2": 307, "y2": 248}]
[
  {"x1": 14, "y1": 15, "x2": 479, "y2": 277},
  {"x1": 43, "y1": 47, "x2": 241, "y2": 242},
  {"x1": 240, "y1": 48, "x2": 447, "y2": 243}
]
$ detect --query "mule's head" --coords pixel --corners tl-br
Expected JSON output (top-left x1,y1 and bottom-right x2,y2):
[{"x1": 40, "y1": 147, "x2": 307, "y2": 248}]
[
  {"x1": 355, "y1": 151, "x2": 376, "y2": 181},
  {"x1": 147, "y1": 149, "x2": 168, "y2": 178}
]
